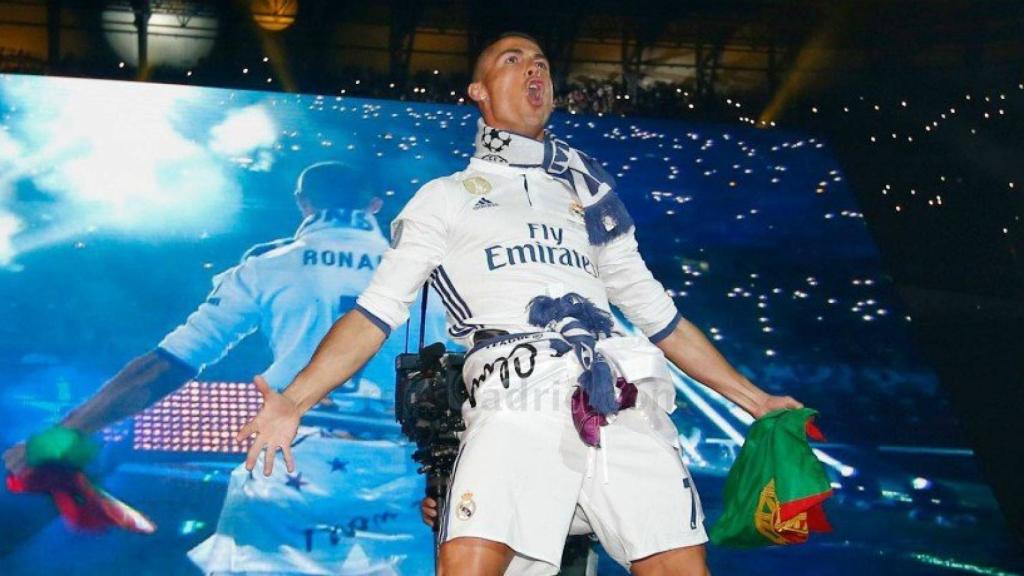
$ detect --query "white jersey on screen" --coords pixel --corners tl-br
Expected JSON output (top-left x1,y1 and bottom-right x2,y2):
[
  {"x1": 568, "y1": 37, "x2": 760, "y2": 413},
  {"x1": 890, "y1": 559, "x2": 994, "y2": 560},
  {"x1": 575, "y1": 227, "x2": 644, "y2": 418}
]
[
  {"x1": 171, "y1": 209, "x2": 446, "y2": 575},
  {"x1": 158, "y1": 208, "x2": 441, "y2": 393}
]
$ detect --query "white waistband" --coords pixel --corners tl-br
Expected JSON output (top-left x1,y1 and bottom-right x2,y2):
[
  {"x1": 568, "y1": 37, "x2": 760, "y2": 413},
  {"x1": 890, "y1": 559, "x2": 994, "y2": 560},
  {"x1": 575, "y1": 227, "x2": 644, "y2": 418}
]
[{"x1": 462, "y1": 332, "x2": 677, "y2": 413}]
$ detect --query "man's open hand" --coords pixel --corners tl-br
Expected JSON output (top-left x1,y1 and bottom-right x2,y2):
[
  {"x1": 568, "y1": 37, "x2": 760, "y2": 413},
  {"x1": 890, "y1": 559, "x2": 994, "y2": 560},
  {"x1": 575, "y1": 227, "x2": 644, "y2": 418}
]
[
  {"x1": 421, "y1": 496, "x2": 438, "y2": 527},
  {"x1": 237, "y1": 376, "x2": 301, "y2": 476}
]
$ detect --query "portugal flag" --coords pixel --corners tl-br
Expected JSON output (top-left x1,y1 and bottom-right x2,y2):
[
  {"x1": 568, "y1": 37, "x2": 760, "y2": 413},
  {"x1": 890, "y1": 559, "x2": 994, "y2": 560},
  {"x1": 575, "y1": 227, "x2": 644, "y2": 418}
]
[
  {"x1": 6, "y1": 426, "x2": 155, "y2": 534},
  {"x1": 710, "y1": 407, "x2": 833, "y2": 547}
]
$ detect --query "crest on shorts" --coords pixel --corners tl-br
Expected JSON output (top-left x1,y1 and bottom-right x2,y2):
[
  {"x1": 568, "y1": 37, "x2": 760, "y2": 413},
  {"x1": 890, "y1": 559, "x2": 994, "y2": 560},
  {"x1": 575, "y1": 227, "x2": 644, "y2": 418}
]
[
  {"x1": 456, "y1": 492, "x2": 476, "y2": 520},
  {"x1": 462, "y1": 176, "x2": 492, "y2": 196}
]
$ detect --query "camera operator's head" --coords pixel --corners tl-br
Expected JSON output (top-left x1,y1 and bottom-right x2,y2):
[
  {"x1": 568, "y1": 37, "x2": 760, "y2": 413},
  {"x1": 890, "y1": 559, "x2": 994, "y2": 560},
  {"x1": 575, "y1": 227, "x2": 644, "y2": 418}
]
[
  {"x1": 467, "y1": 32, "x2": 553, "y2": 142},
  {"x1": 294, "y1": 161, "x2": 383, "y2": 218}
]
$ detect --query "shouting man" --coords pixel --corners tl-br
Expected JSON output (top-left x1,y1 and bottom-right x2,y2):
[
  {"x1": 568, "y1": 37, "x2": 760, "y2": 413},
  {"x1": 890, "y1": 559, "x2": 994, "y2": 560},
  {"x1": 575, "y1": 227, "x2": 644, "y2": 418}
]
[{"x1": 238, "y1": 32, "x2": 802, "y2": 575}]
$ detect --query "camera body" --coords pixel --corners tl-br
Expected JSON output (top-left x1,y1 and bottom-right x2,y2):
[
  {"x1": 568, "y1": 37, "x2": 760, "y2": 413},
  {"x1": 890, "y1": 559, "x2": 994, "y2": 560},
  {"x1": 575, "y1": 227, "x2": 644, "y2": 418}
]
[{"x1": 395, "y1": 343, "x2": 468, "y2": 502}]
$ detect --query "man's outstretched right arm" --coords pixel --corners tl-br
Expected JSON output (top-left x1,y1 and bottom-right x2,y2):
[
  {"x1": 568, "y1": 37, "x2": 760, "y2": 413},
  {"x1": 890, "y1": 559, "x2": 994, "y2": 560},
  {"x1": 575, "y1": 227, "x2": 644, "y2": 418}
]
[
  {"x1": 282, "y1": 308, "x2": 389, "y2": 413},
  {"x1": 274, "y1": 180, "x2": 455, "y2": 412},
  {"x1": 236, "y1": 287, "x2": 388, "y2": 476}
]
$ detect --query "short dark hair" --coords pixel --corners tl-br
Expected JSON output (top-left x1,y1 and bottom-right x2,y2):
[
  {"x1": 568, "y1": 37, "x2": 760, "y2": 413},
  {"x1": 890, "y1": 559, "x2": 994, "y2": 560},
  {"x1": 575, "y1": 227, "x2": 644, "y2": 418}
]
[
  {"x1": 473, "y1": 31, "x2": 545, "y2": 82},
  {"x1": 294, "y1": 161, "x2": 379, "y2": 210}
]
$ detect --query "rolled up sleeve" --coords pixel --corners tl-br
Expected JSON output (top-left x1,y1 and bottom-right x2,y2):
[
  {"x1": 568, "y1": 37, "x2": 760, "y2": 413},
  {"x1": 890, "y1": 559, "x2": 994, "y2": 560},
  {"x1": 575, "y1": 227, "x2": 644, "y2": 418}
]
[
  {"x1": 356, "y1": 179, "x2": 451, "y2": 334},
  {"x1": 158, "y1": 263, "x2": 261, "y2": 372}
]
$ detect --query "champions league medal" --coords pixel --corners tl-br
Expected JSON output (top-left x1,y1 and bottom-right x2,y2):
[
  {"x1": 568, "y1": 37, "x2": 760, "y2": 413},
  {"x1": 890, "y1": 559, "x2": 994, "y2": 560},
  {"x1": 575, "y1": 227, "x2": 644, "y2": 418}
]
[{"x1": 462, "y1": 176, "x2": 493, "y2": 196}]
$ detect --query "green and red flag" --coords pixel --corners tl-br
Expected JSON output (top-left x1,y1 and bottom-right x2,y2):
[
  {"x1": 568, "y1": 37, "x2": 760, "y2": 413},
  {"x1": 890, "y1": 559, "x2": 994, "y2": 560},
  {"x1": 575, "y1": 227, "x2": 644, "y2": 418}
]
[
  {"x1": 6, "y1": 426, "x2": 156, "y2": 533},
  {"x1": 710, "y1": 407, "x2": 833, "y2": 547}
]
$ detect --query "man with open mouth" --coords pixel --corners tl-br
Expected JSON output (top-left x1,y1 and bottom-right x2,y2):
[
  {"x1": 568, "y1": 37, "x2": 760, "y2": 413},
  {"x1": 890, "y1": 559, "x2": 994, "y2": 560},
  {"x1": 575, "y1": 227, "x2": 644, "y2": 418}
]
[{"x1": 237, "y1": 31, "x2": 803, "y2": 576}]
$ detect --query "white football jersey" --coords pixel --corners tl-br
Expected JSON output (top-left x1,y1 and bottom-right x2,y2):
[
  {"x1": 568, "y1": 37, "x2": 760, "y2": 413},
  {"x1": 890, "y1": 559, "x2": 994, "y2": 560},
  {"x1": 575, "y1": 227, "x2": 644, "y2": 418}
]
[
  {"x1": 356, "y1": 157, "x2": 681, "y2": 350},
  {"x1": 159, "y1": 209, "x2": 442, "y2": 391}
]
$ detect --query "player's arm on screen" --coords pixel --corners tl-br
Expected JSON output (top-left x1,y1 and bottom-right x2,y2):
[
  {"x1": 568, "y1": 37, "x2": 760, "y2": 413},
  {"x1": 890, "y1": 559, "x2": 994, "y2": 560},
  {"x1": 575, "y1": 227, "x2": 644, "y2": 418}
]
[
  {"x1": 90, "y1": 258, "x2": 265, "y2": 423},
  {"x1": 60, "y1": 349, "x2": 195, "y2": 434},
  {"x1": 3, "y1": 259, "x2": 264, "y2": 475},
  {"x1": 66, "y1": 258, "x2": 267, "y2": 435},
  {"x1": 239, "y1": 179, "x2": 453, "y2": 475},
  {"x1": 597, "y1": 231, "x2": 800, "y2": 419},
  {"x1": 2, "y1": 349, "x2": 194, "y2": 475}
]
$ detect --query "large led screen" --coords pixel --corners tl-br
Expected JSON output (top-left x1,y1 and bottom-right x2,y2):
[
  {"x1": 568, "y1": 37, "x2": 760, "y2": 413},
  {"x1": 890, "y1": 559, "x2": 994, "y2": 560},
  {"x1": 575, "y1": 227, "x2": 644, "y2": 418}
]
[{"x1": 0, "y1": 74, "x2": 1020, "y2": 575}]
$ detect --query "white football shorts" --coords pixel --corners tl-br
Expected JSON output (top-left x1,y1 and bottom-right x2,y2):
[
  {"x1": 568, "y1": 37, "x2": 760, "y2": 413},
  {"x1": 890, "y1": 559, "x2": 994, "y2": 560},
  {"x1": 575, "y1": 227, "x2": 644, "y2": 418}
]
[{"x1": 438, "y1": 335, "x2": 707, "y2": 575}]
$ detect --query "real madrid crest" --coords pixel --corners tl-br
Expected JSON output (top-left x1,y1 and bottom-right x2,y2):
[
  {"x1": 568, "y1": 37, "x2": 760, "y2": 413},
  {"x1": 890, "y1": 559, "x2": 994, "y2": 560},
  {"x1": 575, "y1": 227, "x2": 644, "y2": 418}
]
[
  {"x1": 456, "y1": 492, "x2": 476, "y2": 520},
  {"x1": 462, "y1": 176, "x2": 493, "y2": 196},
  {"x1": 568, "y1": 201, "x2": 585, "y2": 221}
]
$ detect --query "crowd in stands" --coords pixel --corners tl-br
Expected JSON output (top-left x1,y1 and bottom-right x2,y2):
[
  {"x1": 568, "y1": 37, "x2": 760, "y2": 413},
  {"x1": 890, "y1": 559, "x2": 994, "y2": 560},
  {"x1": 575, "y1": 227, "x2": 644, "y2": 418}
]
[
  {"x1": 2, "y1": 49, "x2": 1017, "y2": 302},
  {"x1": 0, "y1": 48, "x2": 44, "y2": 73}
]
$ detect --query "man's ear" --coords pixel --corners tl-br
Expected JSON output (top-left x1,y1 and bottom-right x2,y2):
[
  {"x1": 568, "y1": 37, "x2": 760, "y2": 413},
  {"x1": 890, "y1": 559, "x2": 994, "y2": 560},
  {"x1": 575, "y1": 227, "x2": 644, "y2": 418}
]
[
  {"x1": 295, "y1": 193, "x2": 314, "y2": 217},
  {"x1": 468, "y1": 81, "x2": 488, "y2": 103}
]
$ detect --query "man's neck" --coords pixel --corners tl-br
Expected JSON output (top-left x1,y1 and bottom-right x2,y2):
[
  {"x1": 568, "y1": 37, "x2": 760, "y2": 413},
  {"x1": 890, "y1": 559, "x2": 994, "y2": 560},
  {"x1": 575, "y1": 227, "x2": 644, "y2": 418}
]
[{"x1": 485, "y1": 118, "x2": 544, "y2": 142}]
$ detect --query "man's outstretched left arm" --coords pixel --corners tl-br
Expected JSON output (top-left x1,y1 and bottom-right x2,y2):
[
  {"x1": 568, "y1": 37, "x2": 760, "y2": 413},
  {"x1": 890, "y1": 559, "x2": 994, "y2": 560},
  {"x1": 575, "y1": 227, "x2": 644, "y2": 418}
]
[
  {"x1": 597, "y1": 230, "x2": 801, "y2": 419},
  {"x1": 654, "y1": 318, "x2": 802, "y2": 419}
]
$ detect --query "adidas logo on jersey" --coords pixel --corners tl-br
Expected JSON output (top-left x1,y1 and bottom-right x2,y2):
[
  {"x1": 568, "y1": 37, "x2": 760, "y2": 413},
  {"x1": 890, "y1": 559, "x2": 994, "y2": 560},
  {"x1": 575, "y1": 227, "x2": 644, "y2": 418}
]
[{"x1": 473, "y1": 197, "x2": 498, "y2": 210}]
